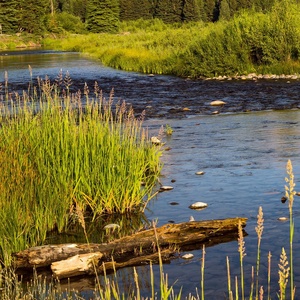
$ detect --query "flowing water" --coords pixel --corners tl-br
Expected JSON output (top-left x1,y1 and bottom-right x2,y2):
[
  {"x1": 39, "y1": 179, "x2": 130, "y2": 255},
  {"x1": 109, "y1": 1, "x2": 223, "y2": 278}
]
[{"x1": 1, "y1": 50, "x2": 300, "y2": 299}]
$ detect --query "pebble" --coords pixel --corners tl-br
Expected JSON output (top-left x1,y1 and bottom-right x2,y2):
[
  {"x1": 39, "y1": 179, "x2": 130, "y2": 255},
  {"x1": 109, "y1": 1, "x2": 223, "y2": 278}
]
[
  {"x1": 212, "y1": 110, "x2": 220, "y2": 115},
  {"x1": 278, "y1": 217, "x2": 289, "y2": 221},
  {"x1": 159, "y1": 186, "x2": 174, "y2": 191},
  {"x1": 182, "y1": 107, "x2": 191, "y2": 111},
  {"x1": 195, "y1": 171, "x2": 205, "y2": 175},
  {"x1": 281, "y1": 196, "x2": 287, "y2": 203},
  {"x1": 182, "y1": 253, "x2": 194, "y2": 259},
  {"x1": 189, "y1": 202, "x2": 208, "y2": 209},
  {"x1": 210, "y1": 100, "x2": 226, "y2": 106}
]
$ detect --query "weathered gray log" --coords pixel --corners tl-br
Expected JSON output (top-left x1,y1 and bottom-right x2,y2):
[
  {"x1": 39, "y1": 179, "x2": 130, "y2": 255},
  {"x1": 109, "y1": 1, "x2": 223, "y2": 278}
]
[
  {"x1": 51, "y1": 248, "x2": 175, "y2": 279},
  {"x1": 51, "y1": 252, "x2": 103, "y2": 278},
  {"x1": 13, "y1": 217, "x2": 247, "y2": 278}
]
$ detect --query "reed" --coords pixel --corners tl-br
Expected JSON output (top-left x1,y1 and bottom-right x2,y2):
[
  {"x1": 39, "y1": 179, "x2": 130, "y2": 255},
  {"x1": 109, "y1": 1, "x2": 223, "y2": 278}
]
[
  {"x1": 285, "y1": 159, "x2": 295, "y2": 299},
  {"x1": 201, "y1": 245, "x2": 206, "y2": 300},
  {"x1": 238, "y1": 221, "x2": 246, "y2": 300},
  {"x1": 255, "y1": 206, "x2": 264, "y2": 299},
  {"x1": 278, "y1": 247, "x2": 290, "y2": 300},
  {"x1": 0, "y1": 73, "x2": 162, "y2": 265}
]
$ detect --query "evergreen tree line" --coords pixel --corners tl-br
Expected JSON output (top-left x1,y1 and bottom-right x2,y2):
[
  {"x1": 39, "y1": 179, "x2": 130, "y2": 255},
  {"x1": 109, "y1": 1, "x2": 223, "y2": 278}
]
[{"x1": 0, "y1": 0, "x2": 285, "y2": 34}]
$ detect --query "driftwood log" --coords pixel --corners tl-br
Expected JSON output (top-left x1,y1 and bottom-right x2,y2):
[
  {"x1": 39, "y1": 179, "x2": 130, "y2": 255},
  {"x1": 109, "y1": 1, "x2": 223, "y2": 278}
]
[{"x1": 13, "y1": 217, "x2": 247, "y2": 279}]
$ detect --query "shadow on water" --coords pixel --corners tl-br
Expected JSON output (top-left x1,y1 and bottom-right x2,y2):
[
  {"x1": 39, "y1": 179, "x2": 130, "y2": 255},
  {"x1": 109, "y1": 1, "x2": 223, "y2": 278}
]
[
  {"x1": 2, "y1": 50, "x2": 300, "y2": 298},
  {"x1": 45, "y1": 212, "x2": 150, "y2": 245}
]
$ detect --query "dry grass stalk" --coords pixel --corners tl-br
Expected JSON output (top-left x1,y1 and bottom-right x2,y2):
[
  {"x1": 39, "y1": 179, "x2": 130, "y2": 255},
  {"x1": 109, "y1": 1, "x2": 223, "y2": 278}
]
[
  {"x1": 278, "y1": 247, "x2": 289, "y2": 300},
  {"x1": 238, "y1": 220, "x2": 246, "y2": 300},
  {"x1": 255, "y1": 206, "x2": 264, "y2": 299},
  {"x1": 285, "y1": 159, "x2": 296, "y2": 299},
  {"x1": 267, "y1": 251, "x2": 272, "y2": 300}
]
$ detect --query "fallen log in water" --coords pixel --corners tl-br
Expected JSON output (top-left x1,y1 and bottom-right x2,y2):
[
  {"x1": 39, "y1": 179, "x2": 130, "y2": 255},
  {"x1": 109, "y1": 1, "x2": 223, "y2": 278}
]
[{"x1": 13, "y1": 217, "x2": 247, "y2": 279}]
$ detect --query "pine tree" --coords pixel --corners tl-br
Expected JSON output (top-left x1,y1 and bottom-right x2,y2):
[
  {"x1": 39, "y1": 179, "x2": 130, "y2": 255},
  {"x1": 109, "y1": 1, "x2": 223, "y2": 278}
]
[
  {"x1": 120, "y1": 0, "x2": 152, "y2": 20},
  {"x1": 219, "y1": 0, "x2": 231, "y2": 19},
  {"x1": 228, "y1": 0, "x2": 238, "y2": 14},
  {"x1": 86, "y1": 0, "x2": 119, "y2": 33},
  {"x1": 0, "y1": 0, "x2": 19, "y2": 33},
  {"x1": 253, "y1": 0, "x2": 275, "y2": 12},
  {"x1": 155, "y1": 0, "x2": 182, "y2": 23},
  {"x1": 236, "y1": 0, "x2": 249, "y2": 9},
  {"x1": 72, "y1": 0, "x2": 88, "y2": 21},
  {"x1": 120, "y1": 0, "x2": 135, "y2": 20},
  {"x1": 18, "y1": 0, "x2": 48, "y2": 33},
  {"x1": 135, "y1": 0, "x2": 153, "y2": 19},
  {"x1": 203, "y1": 0, "x2": 217, "y2": 21},
  {"x1": 195, "y1": 0, "x2": 206, "y2": 21},
  {"x1": 182, "y1": 0, "x2": 202, "y2": 22}
]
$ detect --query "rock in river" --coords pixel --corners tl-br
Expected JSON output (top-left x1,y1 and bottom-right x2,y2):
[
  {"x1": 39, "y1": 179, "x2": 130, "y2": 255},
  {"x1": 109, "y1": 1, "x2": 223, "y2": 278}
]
[
  {"x1": 195, "y1": 171, "x2": 205, "y2": 175},
  {"x1": 159, "y1": 186, "x2": 174, "y2": 192},
  {"x1": 182, "y1": 253, "x2": 194, "y2": 259},
  {"x1": 189, "y1": 202, "x2": 208, "y2": 209},
  {"x1": 210, "y1": 100, "x2": 226, "y2": 106}
]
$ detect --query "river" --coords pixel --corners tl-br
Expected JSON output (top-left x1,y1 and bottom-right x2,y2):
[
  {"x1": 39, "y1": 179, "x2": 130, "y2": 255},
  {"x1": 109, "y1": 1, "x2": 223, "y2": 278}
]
[{"x1": 1, "y1": 49, "x2": 300, "y2": 299}]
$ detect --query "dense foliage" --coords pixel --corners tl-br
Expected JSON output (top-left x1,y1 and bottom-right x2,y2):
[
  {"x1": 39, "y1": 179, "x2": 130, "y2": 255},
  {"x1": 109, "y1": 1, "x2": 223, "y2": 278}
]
[
  {"x1": 43, "y1": 0, "x2": 300, "y2": 78},
  {"x1": 0, "y1": 0, "x2": 285, "y2": 34}
]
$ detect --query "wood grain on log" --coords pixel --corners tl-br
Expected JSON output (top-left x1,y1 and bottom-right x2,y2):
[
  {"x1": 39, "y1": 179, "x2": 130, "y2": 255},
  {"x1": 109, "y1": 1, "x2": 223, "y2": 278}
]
[{"x1": 13, "y1": 217, "x2": 247, "y2": 279}]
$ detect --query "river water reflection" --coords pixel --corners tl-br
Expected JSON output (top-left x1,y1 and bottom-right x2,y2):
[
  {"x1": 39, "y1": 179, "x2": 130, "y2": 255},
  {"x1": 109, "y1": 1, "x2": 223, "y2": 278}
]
[{"x1": 1, "y1": 50, "x2": 300, "y2": 298}]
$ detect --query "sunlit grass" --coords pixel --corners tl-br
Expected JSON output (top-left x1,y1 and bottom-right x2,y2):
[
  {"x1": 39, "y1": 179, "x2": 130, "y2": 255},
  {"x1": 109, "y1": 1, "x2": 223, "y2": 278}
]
[
  {"x1": 0, "y1": 75, "x2": 162, "y2": 265},
  {"x1": 42, "y1": 4, "x2": 300, "y2": 78}
]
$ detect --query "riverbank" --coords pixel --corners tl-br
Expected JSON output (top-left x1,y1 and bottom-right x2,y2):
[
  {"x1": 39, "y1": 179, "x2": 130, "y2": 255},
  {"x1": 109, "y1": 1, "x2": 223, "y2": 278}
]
[
  {"x1": 40, "y1": 5, "x2": 300, "y2": 79},
  {"x1": 0, "y1": 34, "x2": 42, "y2": 50},
  {"x1": 2, "y1": 2, "x2": 300, "y2": 80}
]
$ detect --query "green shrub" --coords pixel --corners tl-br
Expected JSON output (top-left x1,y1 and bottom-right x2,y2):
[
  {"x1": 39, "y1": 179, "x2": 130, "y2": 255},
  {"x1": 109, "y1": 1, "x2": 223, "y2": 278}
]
[{"x1": 55, "y1": 12, "x2": 86, "y2": 34}]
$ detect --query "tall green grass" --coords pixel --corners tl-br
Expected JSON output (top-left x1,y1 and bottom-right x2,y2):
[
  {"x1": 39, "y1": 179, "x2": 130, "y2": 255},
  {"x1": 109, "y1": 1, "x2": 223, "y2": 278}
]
[{"x1": 0, "y1": 75, "x2": 162, "y2": 265}]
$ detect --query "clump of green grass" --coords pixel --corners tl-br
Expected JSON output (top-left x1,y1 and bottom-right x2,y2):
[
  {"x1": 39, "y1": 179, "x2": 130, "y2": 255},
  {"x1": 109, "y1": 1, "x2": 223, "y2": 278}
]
[
  {"x1": 0, "y1": 73, "x2": 162, "y2": 265},
  {"x1": 165, "y1": 124, "x2": 173, "y2": 136}
]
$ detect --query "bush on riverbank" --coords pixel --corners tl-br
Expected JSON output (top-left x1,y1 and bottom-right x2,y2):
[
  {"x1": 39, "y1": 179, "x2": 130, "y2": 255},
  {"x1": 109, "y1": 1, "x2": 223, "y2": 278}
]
[
  {"x1": 42, "y1": 1, "x2": 300, "y2": 78},
  {"x1": 0, "y1": 77, "x2": 162, "y2": 265}
]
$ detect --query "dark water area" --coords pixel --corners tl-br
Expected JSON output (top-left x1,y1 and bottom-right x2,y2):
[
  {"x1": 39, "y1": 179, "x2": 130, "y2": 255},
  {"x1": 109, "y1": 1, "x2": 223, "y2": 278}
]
[
  {"x1": 1, "y1": 49, "x2": 300, "y2": 119},
  {"x1": 1, "y1": 50, "x2": 300, "y2": 298}
]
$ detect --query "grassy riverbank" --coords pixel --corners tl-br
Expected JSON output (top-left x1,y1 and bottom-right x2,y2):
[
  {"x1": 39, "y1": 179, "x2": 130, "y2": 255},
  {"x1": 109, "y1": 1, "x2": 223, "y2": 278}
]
[
  {"x1": 0, "y1": 77, "x2": 162, "y2": 265},
  {"x1": 41, "y1": 2, "x2": 300, "y2": 78},
  {"x1": 1, "y1": 3, "x2": 300, "y2": 78},
  {"x1": 0, "y1": 34, "x2": 42, "y2": 50}
]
